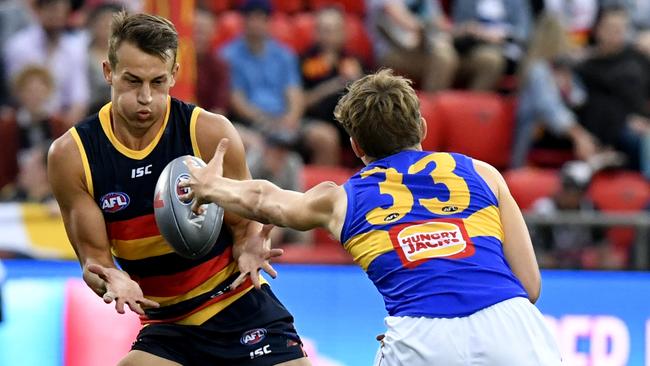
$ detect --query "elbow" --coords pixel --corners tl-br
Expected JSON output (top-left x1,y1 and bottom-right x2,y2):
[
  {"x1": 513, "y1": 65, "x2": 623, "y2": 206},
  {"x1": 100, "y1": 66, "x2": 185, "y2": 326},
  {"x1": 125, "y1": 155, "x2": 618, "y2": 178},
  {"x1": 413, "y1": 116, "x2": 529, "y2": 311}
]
[
  {"x1": 246, "y1": 183, "x2": 282, "y2": 225},
  {"x1": 528, "y1": 287, "x2": 540, "y2": 304},
  {"x1": 527, "y1": 275, "x2": 541, "y2": 304},
  {"x1": 243, "y1": 185, "x2": 264, "y2": 219}
]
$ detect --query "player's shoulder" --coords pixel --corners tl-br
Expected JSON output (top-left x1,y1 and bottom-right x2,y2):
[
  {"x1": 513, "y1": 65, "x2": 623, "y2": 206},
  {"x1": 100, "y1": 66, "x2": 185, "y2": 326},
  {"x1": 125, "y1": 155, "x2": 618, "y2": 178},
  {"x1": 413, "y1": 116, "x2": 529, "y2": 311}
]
[
  {"x1": 472, "y1": 158, "x2": 501, "y2": 177},
  {"x1": 471, "y1": 158, "x2": 506, "y2": 198},
  {"x1": 306, "y1": 180, "x2": 347, "y2": 234},
  {"x1": 307, "y1": 180, "x2": 347, "y2": 215},
  {"x1": 193, "y1": 109, "x2": 244, "y2": 163},
  {"x1": 49, "y1": 129, "x2": 76, "y2": 162},
  {"x1": 195, "y1": 109, "x2": 237, "y2": 139},
  {"x1": 48, "y1": 129, "x2": 86, "y2": 184},
  {"x1": 308, "y1": 180, "x2": 346, "y2": 197}
]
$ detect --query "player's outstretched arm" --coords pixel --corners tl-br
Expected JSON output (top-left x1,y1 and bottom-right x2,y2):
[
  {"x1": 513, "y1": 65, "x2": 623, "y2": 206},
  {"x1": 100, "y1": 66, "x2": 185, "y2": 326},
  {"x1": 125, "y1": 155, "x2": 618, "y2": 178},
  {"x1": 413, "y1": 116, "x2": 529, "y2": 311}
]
[
  {"x1": 193, "y1": 111, "x2": 288, "y2": 287},
  {"x1": 474, "y1": 160, "x2": 541, "y2": 303},
  {"x1": 181, "y1": 138, "x2": 345, "y2": 236},
  {"x1": 48, "y1": 132, "x2": 159, "y2": 314}
]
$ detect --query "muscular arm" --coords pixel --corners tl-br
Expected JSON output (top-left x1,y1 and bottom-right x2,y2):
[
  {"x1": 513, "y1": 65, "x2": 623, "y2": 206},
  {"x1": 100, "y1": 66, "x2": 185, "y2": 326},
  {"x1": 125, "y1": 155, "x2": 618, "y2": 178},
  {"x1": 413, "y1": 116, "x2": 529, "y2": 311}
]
[
  {"x1": 49, "y1": 133, "x2": 159, "y2": 314},
  {"x1": 194, "y1": 110, "x2": 256, "y2": 236},
  {"x1": 473, "y1": 160, "x2": 541, "y2": 303},
  {"x1": 185, "y1": 138, "x2": 348, "y2": 239},
  {"x1": 194, "y1": 111, "x2": 284, "y2": 284},
  {"x1": 210, "y1": 178, "x2": 344, "y2": 234},
  {"x1": 48, "y1": 132, "x2": 115, "y2": 295}
]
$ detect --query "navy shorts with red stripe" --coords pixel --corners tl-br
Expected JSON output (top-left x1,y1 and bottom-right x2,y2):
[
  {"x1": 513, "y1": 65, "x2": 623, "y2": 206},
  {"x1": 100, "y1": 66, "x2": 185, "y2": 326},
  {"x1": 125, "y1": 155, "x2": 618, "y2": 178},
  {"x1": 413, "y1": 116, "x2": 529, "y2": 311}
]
[{"x1": 132, "y1": 284, "x2": 307, "y2": 365}]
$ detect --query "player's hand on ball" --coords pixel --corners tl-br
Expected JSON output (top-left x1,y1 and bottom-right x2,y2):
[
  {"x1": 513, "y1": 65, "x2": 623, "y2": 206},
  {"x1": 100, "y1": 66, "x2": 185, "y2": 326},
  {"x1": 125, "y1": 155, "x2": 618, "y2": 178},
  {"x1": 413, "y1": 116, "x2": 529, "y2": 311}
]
[
  {"x1": 179, "y1": 138, "x2": 230, "y2": 215},
  {"x1": 232, "y1": 224, "x2": 284, "y2": 289},
  {"x1": 87, "y1": 264, "x2": 159, "y2": 315}
]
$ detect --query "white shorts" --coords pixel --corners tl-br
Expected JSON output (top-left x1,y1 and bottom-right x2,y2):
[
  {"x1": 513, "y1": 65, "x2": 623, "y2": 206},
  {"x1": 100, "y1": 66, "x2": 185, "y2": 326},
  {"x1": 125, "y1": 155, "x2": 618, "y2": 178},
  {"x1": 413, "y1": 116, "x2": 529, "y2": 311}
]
[{"x1": 374, "y1": 297, "x2": 562, "y2": 366}]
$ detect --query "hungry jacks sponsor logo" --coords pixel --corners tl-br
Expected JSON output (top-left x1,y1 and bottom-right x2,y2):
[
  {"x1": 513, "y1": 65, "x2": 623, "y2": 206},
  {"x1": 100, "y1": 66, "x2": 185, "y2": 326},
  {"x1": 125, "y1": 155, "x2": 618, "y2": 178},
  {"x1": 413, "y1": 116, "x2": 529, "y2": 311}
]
[{"x1": 389, "y1": 218, "x2": 475, "y2": 267}]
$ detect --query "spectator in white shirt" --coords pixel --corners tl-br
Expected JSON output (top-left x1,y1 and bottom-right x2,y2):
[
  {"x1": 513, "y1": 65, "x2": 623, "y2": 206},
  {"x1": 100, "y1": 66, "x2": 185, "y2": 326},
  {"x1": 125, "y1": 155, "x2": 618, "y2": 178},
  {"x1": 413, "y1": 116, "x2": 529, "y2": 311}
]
[{"x1": 3, "y1": 0, "x2": 89, "y2": 125}]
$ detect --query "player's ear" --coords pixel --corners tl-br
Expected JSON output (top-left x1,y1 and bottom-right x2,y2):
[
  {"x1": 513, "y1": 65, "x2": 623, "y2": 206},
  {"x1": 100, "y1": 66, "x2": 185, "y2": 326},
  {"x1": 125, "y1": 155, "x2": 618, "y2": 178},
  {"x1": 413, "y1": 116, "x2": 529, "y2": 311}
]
[
  {"x1": 419, "y1": 117, "x2": 428, "y2": 143},
  {"x1": 102, "y1": 61, "x2": 113, "y2": 85},
  {"x1": 169, "y1": 63, "x2": 180, "y2": 87},
  {"x1": 350, "y1": 137, "x2": 365, "y2": 159}
]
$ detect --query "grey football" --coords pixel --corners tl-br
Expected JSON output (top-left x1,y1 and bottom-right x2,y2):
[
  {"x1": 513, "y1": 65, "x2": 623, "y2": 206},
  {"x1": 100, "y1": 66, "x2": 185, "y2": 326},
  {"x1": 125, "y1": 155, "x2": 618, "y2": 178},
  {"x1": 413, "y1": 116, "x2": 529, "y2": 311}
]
[{"x1": 153, "y1": 155, "x2": 224, "y2": 259}]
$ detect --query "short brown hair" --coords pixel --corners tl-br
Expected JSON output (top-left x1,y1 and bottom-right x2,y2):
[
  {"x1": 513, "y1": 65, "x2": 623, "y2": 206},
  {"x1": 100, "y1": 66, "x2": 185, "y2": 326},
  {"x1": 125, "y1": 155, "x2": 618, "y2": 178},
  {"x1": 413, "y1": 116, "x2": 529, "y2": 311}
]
[
  {"x1": 108, "y1": 11, "x2": 178, "y2": 68},
  {"x1": 334, "y1": 69, "x2": 422, "y2": 159},
  {"x1": 11, "y1": 65, "x2": 54, "y2": 95}
]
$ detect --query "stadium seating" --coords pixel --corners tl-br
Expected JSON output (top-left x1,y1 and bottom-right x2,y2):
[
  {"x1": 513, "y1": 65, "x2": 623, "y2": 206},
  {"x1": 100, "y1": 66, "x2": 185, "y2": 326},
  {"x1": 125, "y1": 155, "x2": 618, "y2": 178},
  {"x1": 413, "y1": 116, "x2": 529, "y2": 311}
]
[
  {"x1": 213, "y1": 12, "x2": 372, "y2": 60},
  {"x1": 206, "y1": 0, "x2": 235, "y2": 13},
  {"x1": 214, "y1": 11, "x2": 244, "y2": 49},
  {"x1": 268, "y1": 13, "x2": 295, "y2": 48},
  {"x1": 301, "y1": 164, "x2": 355, "y2": 190},
  {"x1": 589, "y1": 171, "x2": 650, "y2": 211},
  {"x1": 432, "y1": 91, "x2": 515, "y2": 169},
  {"x1": 343, "y1": 14, "x2": 373, "y2": 65},
  {"x1": 309, "y1": 0, "x2": 365, "y2": 16},
  {"x1": 588, "y1": 171, "x2": 650, "y2": 257},
  {"x1": 291, "y1": 12, "x2": 317, "y2": 54},
  {"x1": 272, "y1": 0, "x2": 304, "y2": 13},
  {"x1": 417, "y1": 92, "x2": 444, "y2": 152},
  {"x1": 503, "y1": 168, "x2": 560, "y2": 211}
]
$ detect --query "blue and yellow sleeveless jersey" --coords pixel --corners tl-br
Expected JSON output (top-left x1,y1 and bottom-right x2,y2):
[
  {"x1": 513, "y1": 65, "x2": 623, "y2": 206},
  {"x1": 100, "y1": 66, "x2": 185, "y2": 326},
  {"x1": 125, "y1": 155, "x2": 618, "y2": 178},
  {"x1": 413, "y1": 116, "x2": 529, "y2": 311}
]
[
  {"x1": 341, "y1": 150, "x2": 527, "y2": 318},
  {"x1": 71, "y1": 97, "x2": 257, "y2": 325}
]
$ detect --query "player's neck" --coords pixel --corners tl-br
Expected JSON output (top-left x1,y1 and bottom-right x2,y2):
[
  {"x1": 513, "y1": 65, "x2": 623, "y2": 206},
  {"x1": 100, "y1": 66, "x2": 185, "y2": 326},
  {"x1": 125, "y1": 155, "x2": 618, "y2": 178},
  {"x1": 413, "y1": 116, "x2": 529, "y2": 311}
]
[
  {"x1": 110, "y1": 110, "x2": 165, "y2": 150},
  {"x1": 362, "y1": 145, "x2": 423, "y2": 165}
]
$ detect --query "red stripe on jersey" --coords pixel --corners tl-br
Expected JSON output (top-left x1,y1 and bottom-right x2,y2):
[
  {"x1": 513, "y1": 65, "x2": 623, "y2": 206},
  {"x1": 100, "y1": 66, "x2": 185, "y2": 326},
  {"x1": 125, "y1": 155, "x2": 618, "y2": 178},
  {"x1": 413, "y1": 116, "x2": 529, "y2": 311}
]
[
  {"x1": 107, "y1": 214, "x2": 160, "y2": 240},
  {"x1": 136, "y1": 246, "x2": 233, "y2": 297},
  {"x1": 140, "y1": 277, "x2": 253, "y2": 324}
]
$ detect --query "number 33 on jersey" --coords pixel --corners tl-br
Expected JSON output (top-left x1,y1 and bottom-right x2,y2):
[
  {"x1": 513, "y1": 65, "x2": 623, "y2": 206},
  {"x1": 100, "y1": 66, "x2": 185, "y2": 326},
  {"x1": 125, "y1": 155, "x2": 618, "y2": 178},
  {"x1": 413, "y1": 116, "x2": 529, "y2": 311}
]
[{"x1": 340, "y1": 151, "x2": 527, "y2": 318}]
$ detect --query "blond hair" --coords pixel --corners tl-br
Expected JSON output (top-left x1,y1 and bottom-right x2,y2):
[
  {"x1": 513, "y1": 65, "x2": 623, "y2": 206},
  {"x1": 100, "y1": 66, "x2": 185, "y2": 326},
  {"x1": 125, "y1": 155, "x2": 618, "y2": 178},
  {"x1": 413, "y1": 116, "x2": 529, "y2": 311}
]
[
  {"x1": 519, "y1": 12, "x2": 571, "y2": 79},
  {"x1": 334, "y1": 69, "x2": 422, "y2": 159},
  {"x1": 11, "y1": 65, "x2": 54, "y2": 95}
]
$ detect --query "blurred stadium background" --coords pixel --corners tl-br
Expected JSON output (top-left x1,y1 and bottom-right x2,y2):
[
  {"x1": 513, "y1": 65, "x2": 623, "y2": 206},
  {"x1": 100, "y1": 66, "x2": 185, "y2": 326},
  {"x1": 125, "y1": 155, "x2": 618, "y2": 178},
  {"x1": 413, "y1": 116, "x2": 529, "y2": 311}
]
[{"x1": 1, "y1": 0, "x2": 650, "y2": 365}]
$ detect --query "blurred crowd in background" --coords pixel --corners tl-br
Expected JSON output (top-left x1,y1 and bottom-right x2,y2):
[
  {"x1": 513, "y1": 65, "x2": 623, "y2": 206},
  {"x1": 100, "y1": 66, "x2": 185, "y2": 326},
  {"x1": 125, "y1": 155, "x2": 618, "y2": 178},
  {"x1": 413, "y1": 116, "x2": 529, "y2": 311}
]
[{"x1": 1, "y1": 0, "x2": 650, "y2": 270}]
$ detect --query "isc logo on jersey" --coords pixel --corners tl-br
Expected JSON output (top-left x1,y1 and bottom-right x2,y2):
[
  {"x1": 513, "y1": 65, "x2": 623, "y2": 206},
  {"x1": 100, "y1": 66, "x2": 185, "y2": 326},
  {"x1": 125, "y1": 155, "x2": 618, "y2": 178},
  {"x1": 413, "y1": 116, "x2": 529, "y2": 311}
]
[
  {"x1": 100, "y1": 192, "x2": 130, "y2": 213},
  {"x1": 241, "y1": 328, "x2": 267, "y2": 346},
  {"x1": 390, "y1": 219, "x2": 474, "y2": 265}
]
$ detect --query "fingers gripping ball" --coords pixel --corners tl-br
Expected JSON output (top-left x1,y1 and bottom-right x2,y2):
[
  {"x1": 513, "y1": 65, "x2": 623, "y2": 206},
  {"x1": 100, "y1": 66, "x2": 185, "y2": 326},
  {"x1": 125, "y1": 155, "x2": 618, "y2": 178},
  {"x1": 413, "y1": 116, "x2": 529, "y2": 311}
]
[{"x1": 154, "y1": 155, "x2": 224, "y2": 259}]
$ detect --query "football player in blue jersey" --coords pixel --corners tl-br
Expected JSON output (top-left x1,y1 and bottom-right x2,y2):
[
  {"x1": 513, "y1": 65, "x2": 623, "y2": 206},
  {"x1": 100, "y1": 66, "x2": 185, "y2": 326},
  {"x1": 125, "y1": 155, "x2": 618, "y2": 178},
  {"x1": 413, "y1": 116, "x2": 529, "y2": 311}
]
[{"x1": 182, "y1": 69, "x2": 562, "y2": 365}]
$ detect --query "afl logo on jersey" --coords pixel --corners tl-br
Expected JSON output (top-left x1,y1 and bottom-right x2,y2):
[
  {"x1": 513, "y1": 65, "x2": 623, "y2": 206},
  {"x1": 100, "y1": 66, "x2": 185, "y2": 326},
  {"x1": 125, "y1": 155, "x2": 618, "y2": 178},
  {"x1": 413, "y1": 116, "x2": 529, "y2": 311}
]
[
  {"x1": 442, "y1": 206, "x2": 458, "y2": 213},
  {"x1": 175, "y1": 173, "x2": 192, "y2": 205},
  {"x1": 100, "y1": 192, "x2": 130, "y2": 213},
  {"x1": 384, "y1": 212, "x2": 400, "y2": 222},
  {"x1": 241, "y1": 328, "x2": 267, "y2": 346}
]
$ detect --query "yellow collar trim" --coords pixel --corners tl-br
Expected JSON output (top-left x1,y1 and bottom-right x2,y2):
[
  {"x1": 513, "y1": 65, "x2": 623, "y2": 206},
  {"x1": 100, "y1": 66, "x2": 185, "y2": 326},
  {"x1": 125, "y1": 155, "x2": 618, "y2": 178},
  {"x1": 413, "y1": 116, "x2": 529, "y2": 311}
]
[{"x1": 98, "y1": 96, "x2": 171, "y2": 160}]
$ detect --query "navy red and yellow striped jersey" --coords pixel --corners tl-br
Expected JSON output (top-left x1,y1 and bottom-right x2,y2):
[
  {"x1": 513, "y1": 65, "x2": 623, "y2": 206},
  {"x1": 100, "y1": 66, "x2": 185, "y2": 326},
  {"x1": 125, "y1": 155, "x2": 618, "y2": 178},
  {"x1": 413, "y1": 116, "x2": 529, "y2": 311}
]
[
  {"x1": 341, "y1": 150, "x2": 527, "y2": 318},
  {"x1": 72, "y1": 97, "x2": 254, "y2": 325}
]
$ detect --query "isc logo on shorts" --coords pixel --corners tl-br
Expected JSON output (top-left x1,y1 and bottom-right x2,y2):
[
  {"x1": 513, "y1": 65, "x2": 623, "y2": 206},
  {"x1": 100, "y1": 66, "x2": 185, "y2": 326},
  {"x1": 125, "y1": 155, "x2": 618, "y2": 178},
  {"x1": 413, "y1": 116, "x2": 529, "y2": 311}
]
[
  {"x1": 389, "y1": 219, "x2": 475, "y2": 268},
  {"x1": 241, "y1": 328, "x2": 267, "y2": 346},
  {"x1": 100, "y1": 192, "x2": 130, "y2": 213}
]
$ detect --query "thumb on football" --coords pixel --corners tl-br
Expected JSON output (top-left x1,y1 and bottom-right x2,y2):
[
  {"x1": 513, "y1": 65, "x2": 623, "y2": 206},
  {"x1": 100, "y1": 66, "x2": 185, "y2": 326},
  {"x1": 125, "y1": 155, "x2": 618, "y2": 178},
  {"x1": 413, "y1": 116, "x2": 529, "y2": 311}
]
[{"x1": 209, "y1": 138, "x2": 229, "y2": 176}]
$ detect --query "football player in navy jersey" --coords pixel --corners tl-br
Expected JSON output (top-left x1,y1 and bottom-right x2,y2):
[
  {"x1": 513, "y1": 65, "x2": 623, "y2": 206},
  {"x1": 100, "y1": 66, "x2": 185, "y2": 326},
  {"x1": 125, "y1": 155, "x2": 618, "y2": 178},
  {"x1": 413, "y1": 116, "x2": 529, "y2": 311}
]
[
  {"x1": 48, "y1": 11, "x2": 309, "y2": 366},
  {"x1": 183, "y1": 69, "x2": 563, "y2": 365}
]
